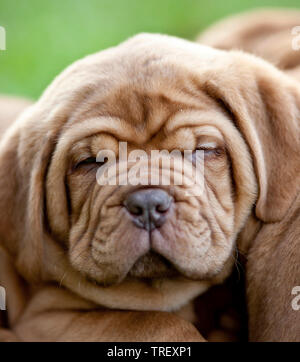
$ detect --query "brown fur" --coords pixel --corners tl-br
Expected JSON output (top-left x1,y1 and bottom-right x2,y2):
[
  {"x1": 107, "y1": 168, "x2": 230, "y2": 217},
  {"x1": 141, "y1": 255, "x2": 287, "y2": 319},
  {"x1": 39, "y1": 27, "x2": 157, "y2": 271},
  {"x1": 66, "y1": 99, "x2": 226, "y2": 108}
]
[
  {"x1": 0, "y1": 96, "x2": 32, "y2": 137},
  {"x1": 0, "y1": 13, "x2": 299, "y2": 341},
  {"x1": 197, "y1": 8, "x2": 300, "y2": 79},
  {"x1": 198, "y1": 9, "x2": 300, "y2": 342}
]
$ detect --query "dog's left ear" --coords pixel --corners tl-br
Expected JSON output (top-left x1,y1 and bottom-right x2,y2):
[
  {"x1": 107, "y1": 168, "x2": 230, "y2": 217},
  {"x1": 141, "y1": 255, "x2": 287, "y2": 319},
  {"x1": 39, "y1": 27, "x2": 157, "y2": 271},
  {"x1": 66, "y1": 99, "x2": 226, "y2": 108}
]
[{"x1": 204, "y1": 54, "x2": 300, "y2": 222}]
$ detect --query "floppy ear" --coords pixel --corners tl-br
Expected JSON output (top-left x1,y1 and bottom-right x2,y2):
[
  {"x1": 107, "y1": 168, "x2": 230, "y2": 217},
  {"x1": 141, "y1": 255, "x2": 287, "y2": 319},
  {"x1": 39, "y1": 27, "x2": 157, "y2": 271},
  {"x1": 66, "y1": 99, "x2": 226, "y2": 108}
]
[
  {"x1": 0, "y1": 112, "x2": 58, "y2": 281},
  {"x1": 204, "y1": 54, "x2": 300, "y2": 222}
]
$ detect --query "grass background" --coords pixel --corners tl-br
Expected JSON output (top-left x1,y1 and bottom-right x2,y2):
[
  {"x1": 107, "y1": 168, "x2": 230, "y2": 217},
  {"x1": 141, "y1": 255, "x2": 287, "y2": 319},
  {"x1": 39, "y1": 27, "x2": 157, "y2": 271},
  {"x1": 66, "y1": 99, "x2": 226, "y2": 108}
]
[{"x1": 0, "y1": 0, "x2": 299, "y2": 99}]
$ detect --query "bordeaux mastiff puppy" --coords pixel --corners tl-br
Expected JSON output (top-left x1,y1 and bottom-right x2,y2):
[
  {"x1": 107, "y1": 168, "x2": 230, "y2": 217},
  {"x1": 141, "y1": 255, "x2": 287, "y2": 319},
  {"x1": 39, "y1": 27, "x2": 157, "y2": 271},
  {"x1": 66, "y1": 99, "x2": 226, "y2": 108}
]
[
  {"x1": 197, "y1": 8, "x2": 300, "y2": 80},
  {"x1": 198, "y1": 9, "x2": 300, "y2": 342},
  {"x1": 0, "y1": 32, "x2": 299, "y2": 341}
]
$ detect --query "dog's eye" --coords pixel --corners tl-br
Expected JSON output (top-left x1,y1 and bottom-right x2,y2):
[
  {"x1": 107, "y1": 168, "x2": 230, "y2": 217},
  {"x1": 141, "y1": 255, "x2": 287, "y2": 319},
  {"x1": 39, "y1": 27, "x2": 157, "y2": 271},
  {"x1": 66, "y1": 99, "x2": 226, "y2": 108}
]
[
  {"x1": 80, "y1": 157, "x2": 97, "y2": 165},
  {"x1": 197, "y1": 147, "x2": 223, "y2": 156},
  {"x1": 75, "y1": 157, "x2": 107, "y2": 171},
  {"x1": 192, "y1": 145, "x2": 224, "y2": 163}
]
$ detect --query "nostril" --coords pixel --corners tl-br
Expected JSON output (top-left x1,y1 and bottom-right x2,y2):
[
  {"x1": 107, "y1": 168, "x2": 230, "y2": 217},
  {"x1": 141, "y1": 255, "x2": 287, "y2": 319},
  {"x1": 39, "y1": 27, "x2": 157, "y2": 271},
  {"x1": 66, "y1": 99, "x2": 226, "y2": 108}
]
[
  {"x1": 155, "y1": 204, "x2": 169, "y2": 213},
  {"x1": 123, "y1": 200, "x2": 143, "y2": 216},
  {"x1": 132, "y1": 206, "x2": 143, "y2": 216}
]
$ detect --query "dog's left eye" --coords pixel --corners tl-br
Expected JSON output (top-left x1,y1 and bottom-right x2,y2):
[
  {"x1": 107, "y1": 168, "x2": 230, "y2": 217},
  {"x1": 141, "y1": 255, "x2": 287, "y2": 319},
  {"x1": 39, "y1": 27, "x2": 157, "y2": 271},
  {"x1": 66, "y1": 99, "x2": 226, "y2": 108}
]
[
  {"x1": 196, "y1": 147, "x2": 223, "y2": 156},
  {"x1": 192, "y1": 146, "x2": 223, "y2": 163}
]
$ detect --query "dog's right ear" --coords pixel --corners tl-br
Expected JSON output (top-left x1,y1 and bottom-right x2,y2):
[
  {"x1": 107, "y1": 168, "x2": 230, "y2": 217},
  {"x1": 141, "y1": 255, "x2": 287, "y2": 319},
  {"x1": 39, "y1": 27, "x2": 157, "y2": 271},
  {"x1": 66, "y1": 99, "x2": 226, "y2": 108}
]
[{"x1": 0, "y1": 107, "x2": 58, "y2": 282}]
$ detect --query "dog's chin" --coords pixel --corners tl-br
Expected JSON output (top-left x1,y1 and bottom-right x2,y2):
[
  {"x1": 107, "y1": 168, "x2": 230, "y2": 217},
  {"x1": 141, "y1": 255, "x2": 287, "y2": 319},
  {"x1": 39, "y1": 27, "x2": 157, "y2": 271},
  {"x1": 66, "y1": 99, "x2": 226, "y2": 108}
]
[{"x1": 128, "y1": 251, "x2": 180, "y2": 279}]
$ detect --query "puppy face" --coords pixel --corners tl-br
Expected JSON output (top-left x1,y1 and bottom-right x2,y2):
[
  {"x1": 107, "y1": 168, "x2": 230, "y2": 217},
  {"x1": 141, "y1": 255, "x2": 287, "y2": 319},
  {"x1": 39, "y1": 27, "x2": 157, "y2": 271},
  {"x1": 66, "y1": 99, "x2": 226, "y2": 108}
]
[
  {"x1": 66, "y1": 97, "x2": 235, "y2": 286},
  {"x1": 42, "y1": 35, "x2": 257, "y2": 297},
  {"x1": 12, "y1": 33, "x2": 300, "y2": 311}
]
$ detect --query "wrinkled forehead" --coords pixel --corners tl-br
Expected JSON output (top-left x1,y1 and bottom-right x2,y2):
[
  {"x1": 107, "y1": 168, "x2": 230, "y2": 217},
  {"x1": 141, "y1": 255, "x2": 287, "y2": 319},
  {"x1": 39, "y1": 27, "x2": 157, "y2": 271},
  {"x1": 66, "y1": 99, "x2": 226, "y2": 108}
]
[
  {"x1": 69, "y1": 72, "x2": 217, "y2": 134},
  {"x1": 38, "y1": 34, "x2": 232, "y2": 150},
  {"x1": 61, "y1": 35, "x2": 225, "y2": 136}
]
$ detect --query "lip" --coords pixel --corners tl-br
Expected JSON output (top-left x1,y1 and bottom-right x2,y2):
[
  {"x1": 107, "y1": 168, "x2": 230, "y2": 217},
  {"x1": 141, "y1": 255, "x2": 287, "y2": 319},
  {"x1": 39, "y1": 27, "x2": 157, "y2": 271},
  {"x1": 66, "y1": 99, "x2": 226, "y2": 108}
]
[{"x1": 128, "y1": 250, "x2": 180, "y2": 279}]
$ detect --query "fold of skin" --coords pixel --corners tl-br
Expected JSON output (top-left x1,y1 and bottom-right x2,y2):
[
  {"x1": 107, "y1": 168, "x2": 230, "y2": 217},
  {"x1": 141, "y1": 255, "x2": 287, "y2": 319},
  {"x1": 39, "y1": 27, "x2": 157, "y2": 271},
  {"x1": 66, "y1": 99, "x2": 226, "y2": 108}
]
[
  {"x1": 0, "y1": 13, "x2": 300, "y2": 340},
  {"x1": 198, "y1": 9, "x2": 300, "y2": 342}
]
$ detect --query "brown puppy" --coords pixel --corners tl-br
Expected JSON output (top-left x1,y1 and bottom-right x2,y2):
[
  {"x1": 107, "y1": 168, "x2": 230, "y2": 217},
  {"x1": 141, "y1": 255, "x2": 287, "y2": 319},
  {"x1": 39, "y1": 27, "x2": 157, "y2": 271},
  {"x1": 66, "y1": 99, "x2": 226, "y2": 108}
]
[
  {"x1": 0, "y1": 95, "x2": 32, "y2": 341},
  {"x1": 198, "y1": 9, "x2": 300, "y2": 342},
  {"x1": 0, "y1": 96, "x2": 32, "y2": 137},
  {"x1": 0, "y1": 32, "x2": 299, "y2": 341},
  {"x1": 197, "y1": 8, "x2": 300, "y2": 80}
]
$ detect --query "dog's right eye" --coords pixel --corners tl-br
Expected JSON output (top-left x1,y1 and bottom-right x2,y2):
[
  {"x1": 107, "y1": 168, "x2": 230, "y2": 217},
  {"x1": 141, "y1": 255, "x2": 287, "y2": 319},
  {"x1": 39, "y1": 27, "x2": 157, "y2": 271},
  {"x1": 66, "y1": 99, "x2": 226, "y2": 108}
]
[
  {"x1": 74, "y1": 157, "x2": 107, "y2": 171},
  {"x1": 79, "y1": 157, "x2": 97, "y2": 164}
]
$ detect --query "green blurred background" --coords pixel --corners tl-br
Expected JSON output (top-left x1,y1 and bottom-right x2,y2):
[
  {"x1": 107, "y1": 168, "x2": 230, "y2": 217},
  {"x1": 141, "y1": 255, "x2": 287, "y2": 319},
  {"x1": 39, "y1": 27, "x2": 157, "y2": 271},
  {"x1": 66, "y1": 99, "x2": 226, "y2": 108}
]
[{"x1": 0, "y1": 0, "x2": 299, "y2": 99}]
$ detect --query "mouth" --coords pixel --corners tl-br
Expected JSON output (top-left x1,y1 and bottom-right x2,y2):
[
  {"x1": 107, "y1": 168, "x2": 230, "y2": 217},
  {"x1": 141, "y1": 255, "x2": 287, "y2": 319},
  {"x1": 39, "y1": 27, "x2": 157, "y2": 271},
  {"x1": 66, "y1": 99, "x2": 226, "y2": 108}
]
[{"x1": 128, "y1": 250, "x2": 180, "y2": 279}]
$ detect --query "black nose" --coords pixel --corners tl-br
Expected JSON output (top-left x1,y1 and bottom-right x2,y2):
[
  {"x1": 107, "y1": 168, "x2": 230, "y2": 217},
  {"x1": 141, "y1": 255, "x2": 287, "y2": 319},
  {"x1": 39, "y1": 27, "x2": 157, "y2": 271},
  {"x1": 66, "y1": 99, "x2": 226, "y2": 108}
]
[{"x1": 124, "y1": 189, "x2": 172, "y2": 231}]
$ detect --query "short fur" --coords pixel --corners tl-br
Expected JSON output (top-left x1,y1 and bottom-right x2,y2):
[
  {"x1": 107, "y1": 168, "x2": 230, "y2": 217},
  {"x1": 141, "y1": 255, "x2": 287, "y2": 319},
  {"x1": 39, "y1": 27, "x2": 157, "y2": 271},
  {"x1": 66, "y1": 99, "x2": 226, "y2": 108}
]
[
  {"x1": 198, "y1": 9, "x2": 300, "y2": 342},
  {"x1": 0, "y1": 13, "x2": 299, "y2": 341}
]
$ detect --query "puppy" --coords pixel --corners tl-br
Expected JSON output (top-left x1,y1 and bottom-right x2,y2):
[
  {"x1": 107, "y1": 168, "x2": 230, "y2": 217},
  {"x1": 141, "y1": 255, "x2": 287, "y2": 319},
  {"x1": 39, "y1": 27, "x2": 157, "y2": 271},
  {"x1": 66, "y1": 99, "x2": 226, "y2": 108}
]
[
  {"x1": 198, "y1": 9, "x2": 300, "y2": 341},
  {"x1": 197, "y1": 8, "x2": 300, "y2": 80},
  {"x1": 0, "y1": 32, "x2": 299, "y2": 341},
  {"x1": 0, "y1": 96, "x2": 32, "y2": 137}
]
